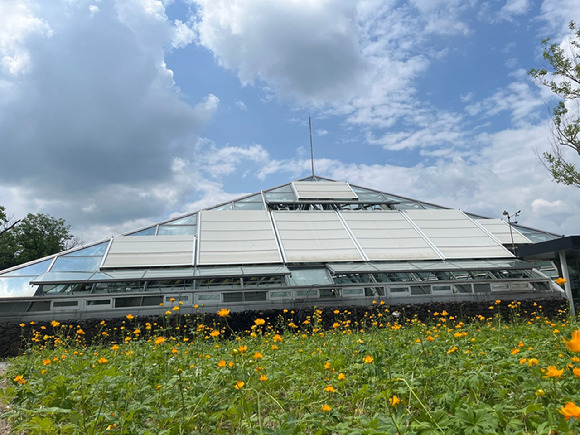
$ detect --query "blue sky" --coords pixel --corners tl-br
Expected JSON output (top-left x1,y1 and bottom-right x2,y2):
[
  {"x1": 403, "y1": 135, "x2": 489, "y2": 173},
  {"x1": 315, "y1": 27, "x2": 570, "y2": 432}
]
[{"x1": 1, "y1": 0, "x2": 579, "y2": 243}]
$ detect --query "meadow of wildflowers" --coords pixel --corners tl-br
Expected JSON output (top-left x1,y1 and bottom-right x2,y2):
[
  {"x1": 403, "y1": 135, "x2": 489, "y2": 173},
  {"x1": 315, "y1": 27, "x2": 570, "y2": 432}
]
[{"x1": 2, "y1": 302, "x2": 580, "y2": 433}]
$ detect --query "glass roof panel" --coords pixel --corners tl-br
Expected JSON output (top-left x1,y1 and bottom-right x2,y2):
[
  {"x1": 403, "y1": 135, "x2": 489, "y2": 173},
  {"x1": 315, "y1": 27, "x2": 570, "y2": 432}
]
[
  {"x1": 127, "y1": 227, "x2": 157, "y2": 236},
  {"x1": 167, "y1": 214, "x2": 197, "y2": 225},
  {"x1": 291, "y1": 181, "x2": 358, "y2": 200},
  {"x1": 32, "y1": 271, "x2": 95, "y2": 284},
  {"x1": 236, "y1": 193, "x2": 264, "y2": 203},
  {"x1": 51, "y1": 256, "x2": 102, "y2": 272},
  {"x1": 1, "y1": 259, "x2": 53, "y2": 276},
  {"x1": 0, "y1": 277, "x2": 38, "y2": 297},
  {"x1": 157, "y1": 225, "x2": 197, "y2": 236},
  {"x1": 64, "y1": 242, "x2": 109, "y2": 257},
  {"x1": 288, "y1": 268, "x2": 332, "y2": 286},
  {"x1": 233, "y1": 202, "x2": 265, "y2": 210}
]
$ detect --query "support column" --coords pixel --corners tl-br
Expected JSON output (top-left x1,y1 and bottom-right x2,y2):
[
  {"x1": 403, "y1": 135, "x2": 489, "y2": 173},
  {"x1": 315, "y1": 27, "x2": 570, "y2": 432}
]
[{"x1": 559, "y1": 250, "x2": 576, "y2": 318}]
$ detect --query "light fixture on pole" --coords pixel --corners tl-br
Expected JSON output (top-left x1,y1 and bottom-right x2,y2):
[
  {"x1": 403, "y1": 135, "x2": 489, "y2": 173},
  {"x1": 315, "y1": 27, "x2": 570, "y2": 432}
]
[{"x1": 502, "y1": 209, "x2": 521, "y2": 254}]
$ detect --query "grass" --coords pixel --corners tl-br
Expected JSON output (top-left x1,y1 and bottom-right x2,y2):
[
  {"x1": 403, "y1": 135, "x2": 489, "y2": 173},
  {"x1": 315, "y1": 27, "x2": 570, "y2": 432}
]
[{"x1": 2, "y1": 302, "x2": 580, "y2": 434}]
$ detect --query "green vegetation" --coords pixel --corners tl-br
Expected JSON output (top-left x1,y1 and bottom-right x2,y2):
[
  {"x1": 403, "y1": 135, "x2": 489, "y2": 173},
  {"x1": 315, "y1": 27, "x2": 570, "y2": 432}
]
[
  {"x1": 529, "y1": 21, "x2": 580, "y2": 188},
  {"x1": 2, "y1": 303, "x2": 580, "y2": 433},
  {"x1": 0, "y1": 206, "x2": 76, "y2": 270}
]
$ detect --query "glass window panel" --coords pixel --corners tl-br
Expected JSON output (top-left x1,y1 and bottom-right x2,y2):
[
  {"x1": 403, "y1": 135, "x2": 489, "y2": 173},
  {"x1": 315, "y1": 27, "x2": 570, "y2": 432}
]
[
  {"x1": 142, "y1": 296, "x2": 164, "y2": 306},
  {"x1": 244, "y1": 291, "x2": 267, "y2": 301},
  {"x1": 270, "y1": 290, "x2": 292, "y2": 299},
  {"x1": 295, "y1": 289, "x2": 318, "y2": 298},
  {"x1": 86, "y1": 299, "x2": 112, "y2": 306},
  {"x1": 213, "y1": 203, "x2": 233, "y2": 211},
  {"x1": 237, "y1": 194, "x2": 264, "y2": 203},
  {"x1": 28, "y1": 301, "x2": 51, "y2": 312},
  {"x1": 196, "y1": 293, "x2": 221, "y2": 301},
  {"x1": 115, "y1": 297, "x2": 143, "y2": 308},
  {"x1": 2, "y1": 259, "x2": 53, "y2": 276},
  {"x1": 289, "y1": 268, "x2": 331, "y2": 286},
  {"x1": 52, "y1": 300, "x2": 79, "y2": 308},
  {"x1": 64, "y1": 242, "x2": 109, "y2": 257},
  {"x1": 343, "y1": 288, "x2": 364, "y2": 296},
  {"x1": 50, "y1": 256, "x2": 102, "y2": 272},
  {"x1": 0, "y1": 302, "x2": 29, "y2": 313},
  {"x1": 157, "y1": 225, "x2": 197, "y2": 235},
  {"x1": 223, "y1": 292, "x2": 243, "y2": 303},
  {"x1": 233, "y1": 202, "x2": 265, "y2": 210},
  {"x1": 411, "y1": 285, "x2": 430, "y2": 295}
]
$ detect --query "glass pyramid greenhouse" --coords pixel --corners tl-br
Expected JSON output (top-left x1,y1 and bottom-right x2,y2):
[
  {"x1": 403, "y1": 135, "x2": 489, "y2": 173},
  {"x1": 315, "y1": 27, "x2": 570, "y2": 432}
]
[{"x1": 0, "y1": 176, "x2": 566, "y2": 322}]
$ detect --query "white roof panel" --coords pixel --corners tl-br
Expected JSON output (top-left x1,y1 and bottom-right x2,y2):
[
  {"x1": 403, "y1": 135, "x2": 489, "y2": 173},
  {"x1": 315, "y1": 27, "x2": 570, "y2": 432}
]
[
  {"x1": 476, "y1": 219, "x2": 531, "y2": 244},
  {"x1": 291, "y1": 181, "x2": 358, "y2": 200},
  {"x1": 102, "y1": 236, "x2": 195, "y2": 268},
  {"x1": 404, "y1": 209, "x2": 513, "y2": 259},
  {"x1": 197, "y1": 210, "x2": 282, "y2": 265},
  {"x1": 340, "y1": 211, "x2": 441, "y2": 261},
  {"x1": 273, "y1": 211, "x2": 364, "y2": 262}
]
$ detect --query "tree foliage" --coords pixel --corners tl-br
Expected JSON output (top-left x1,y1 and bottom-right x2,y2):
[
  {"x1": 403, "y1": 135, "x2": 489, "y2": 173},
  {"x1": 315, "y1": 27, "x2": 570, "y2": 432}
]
[
  {"x1": 0, "y1": 208, "x2": 75, "y2": 271},
  {"x1": 529, "y1": 21, "x2": 580, "y2": 187}
]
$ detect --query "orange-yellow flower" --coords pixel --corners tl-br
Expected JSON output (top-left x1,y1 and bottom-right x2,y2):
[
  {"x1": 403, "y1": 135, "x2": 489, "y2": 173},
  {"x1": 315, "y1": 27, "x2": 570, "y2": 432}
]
[
  {"x1": 544, "y1": 365, "x2": 564, "y2": 378},
  {"x1": 51, "y1": 320, "x2": 60, "y2": 327},
  {"x1": 234, "y1": 381, "x2": 245, "y2": 390},
  {"x1": 154, "y1": 336, "x2": 166, "y2": 345},
  {"x1": 210, "y1": 330, "x2": 220, "y2": 337},
  {"x1": 363, "y1": 355, "x2": 373, "y2": 364},
  {"x1": 560, "y1": 402, "x2": 580, "y2": 420},
  {"x1": 556, "y1": 277, "x2": 567, "y2": 286},
  {"x1": 338, "y1": 373, "x2": 346, "y2": 380},
  {"x1": 13, "y1": 375, "x2": 26, "y2": 385},
  {"x1": 527, "y1": 358, "x2": 539, "y2": 366},
  {"x1": 253, "y1": 352, "x2": 263, "y2": 359},
  {"x1": 324, "y1": 385, "x2": 336, "y2": 393},
  {"x1": 511, "y1": 348, "x2": 520, "y2": 355},
  {"x1": 98, "y1": 357, "x2": 108, "y2": 364},
  {"x1": 321, "y1": 404, "x2": 331, "y2": 412},
  {"x1": 126, "y1": 314, "x2": 134, "y2": 320},
  {"x1": 389, "y1": 395, "x2": 400, "y2": 406},
  {"x1": 254, "y1": 318, "x2": 266, "y2": 326},
  {"x1": 573, "y1": 367, "x2": 580, "y2": 377},
  {"x1": 259, "y1": 374, "x2": 267, "y2": 382},
  {"x1": 217, "y1": 309, "x2": 230, "y2": 318},
  {"x1": 564, "y1": 329, "x2": 580, "y2": 353},
  {"x1": 218, "y1": 360, "x2": 226, "y2": 368},
  {"x1": 43, "y1": 359, "x2": 51, "y2": 366}
]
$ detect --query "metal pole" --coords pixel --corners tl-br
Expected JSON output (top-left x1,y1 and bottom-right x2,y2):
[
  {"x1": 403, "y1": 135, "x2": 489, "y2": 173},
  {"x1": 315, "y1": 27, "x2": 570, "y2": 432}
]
[
  {"x1": 559, "y1": 250, "x2": 576, "y2": 317},
  {"x1": 309, "y1": 114, "x2": 314, "y2": 177}
]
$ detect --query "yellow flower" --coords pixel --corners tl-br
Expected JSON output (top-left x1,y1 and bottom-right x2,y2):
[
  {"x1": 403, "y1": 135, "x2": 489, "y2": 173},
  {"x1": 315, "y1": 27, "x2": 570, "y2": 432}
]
[
  {"x1": 573, "y1": 367, "x2": 580, "y2": 377},
  {"x1": 126, "y1": 314, "x2": 134, "y2": 320},
  {"x1": 556, "y1": 277, "x2": 567, "y2": 286},
  {"x1": 217, "y1": 308, "x2": 230, "y2": 318},
  {"x1": 447, "y1": 346, "x2": 458, "y2": 354},
  {"x1": 98, "y1": 357, "x2": 108, "y2": 364},
  {"x1": 111, "y1": 344, "x2": 120, "y2": 351},
  {"x1": 535, "y1": 389, "x2": 546, "y2": 397},
  {"x1": 173, "y1": 306, "x2": 180, "y2": 311},
  {"x1": 155, "y1": 336, "x2": 166, "y2": 345},
  {"x1": 259, "y1": 374, "x2": 267, "y2": 382},
  {"x1": 544, "y1": 365, "x2": 564, "y2": 378},
  {"x1": 338, "y1": 373, "x2": 346, "y2": 380},
  {"x1": 363, "y1": 355, "x2": 373, "y2": 364},
  {"x1": 13, "y1": 375, "x2": 26, "y2": 385},
  {"x1": 324, "y1": 385, "x2": 336, "y2": 393},
  {"x1": 389, "y1": 395, "x2": 400, "y2": 406},
  {"x1": 511, "y1": 348, "x2": 520, "y2": 355},
  {"x1": 254, "y1": 318, "x2": 266, "y2": 326},
  {"x1": 321, "y1": 404, "x2": 331, "y2": 412},
  {"x1": 43, "y1": 359, "x2": 51, "y2": 365},
  {"x1": 165, "y1": 310, "x2": 172, "y2": 316},
  {"x1": 253, "y1": 352, "x2": 263, "y2": 359},
  {"x1": 560, "y1": 402, "x2": 580, "y2": 420},
  {"x1": 563, "y1": 329, "x2": 580, "y2": 353},
  {"x1": 171, "y1": 348, "x2": 178, "y2": 354},
  {"x1": 324, "y1": 362, "x2": 331, "y2": 369},
  {"x1": 238, "y1": 345, "x2": 247, "y2": 354},
  {"x1": 234, "y1": 381, "x2": 245, "y2": 390},
  {"x1": 210, "y1": 330, "x2": 220, "y2": 337},
  {"x1": 527, "y1": 358, "x2": 539, "y2": 366},
  {"x1": 51, "y1": 320, "x2": 60, "y2": 327},
  {"x1": 218, "y1": 360, "x2": 226, "y2": 368}
]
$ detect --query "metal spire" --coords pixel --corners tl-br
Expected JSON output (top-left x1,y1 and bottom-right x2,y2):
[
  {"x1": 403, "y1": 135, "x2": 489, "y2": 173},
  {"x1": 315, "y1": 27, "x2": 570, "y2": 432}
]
[{"x1": 309, "y1": 114, "x2": 314, "y2": 177}]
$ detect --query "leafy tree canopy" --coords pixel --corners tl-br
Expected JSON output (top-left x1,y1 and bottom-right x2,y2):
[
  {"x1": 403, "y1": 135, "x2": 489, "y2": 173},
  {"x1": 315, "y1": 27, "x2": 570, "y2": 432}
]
[
  {"x1": 529, "y1": 21, "x2": 580, "y2": 187},
  {"x1": 0, "y1": 208, "x2": 76, "y2": 271}
]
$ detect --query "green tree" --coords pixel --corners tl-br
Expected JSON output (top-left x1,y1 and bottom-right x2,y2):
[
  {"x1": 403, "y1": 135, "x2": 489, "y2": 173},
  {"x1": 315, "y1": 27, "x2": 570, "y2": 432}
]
[
  {"x1": 529, "y1": 21, "x2": 580, "y2": 187},
  {"x1": 0, "y1": 210, "x2": 76, "y2": 270}
]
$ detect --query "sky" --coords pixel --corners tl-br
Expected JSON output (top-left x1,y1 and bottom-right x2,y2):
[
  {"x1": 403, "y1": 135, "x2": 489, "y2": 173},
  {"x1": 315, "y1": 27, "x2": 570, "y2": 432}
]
[{"x1": 1, "y1": 0, "x2": 579, "y2": 244}]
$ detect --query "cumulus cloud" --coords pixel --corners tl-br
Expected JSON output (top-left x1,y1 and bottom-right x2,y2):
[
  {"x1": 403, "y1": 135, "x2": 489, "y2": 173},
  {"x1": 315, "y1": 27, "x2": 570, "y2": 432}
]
[{"x1": 0, "y1": 0, "x2": 218, "y2": 237}]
